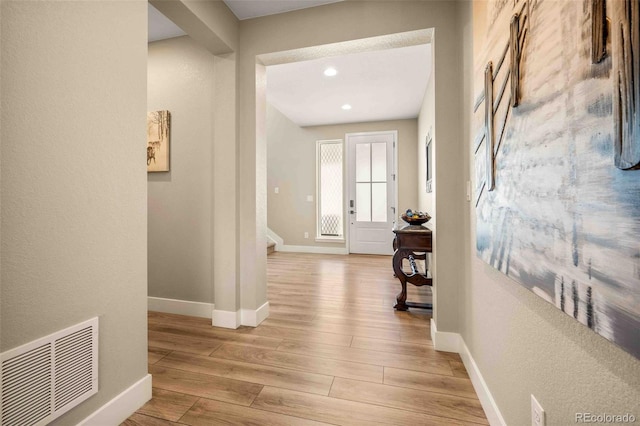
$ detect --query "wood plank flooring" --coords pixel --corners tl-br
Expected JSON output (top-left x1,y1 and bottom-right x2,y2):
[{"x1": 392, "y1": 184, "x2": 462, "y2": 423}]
[{"x1": 123, "y1": 252, "x2": 487, "y2": 425}]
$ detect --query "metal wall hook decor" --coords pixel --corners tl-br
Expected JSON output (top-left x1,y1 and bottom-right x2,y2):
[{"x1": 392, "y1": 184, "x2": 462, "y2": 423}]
[
  {"x1": 612, "y1": 0, "x2": 640, "y2": 170},
  {"x1": 591, "y1": 0, "x2": 607, "y2": 64},
  {"x1": 475, "y1": 0, "x2": 531, "y2": 196}
]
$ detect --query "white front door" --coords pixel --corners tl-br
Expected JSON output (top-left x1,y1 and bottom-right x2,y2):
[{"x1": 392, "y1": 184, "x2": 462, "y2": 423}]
[{"x1": 347, "y1": 132, "x2": 396, "y2": 255}]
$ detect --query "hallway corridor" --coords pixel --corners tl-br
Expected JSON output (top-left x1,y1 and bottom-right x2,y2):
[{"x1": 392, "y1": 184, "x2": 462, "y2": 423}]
[{"x1": 124, "y1": 253, "x2": 487, "y2": 425}]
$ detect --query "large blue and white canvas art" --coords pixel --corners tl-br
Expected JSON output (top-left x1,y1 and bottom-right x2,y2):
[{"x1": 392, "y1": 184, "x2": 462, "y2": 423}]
[{"x1": 474, "y1": 0, "x2": 640, "y2": 359}]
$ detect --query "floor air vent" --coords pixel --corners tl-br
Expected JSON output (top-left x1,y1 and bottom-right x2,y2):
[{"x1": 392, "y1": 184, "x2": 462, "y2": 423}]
[{"x1": 1, "y1": 317, "x2": 98, "y2": 426}]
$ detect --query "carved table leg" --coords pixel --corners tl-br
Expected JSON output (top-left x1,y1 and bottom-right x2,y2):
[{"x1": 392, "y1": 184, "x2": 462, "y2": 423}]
[
  {"x1": 392, "y1": 237, "x2": 398, "y2": 277},
  {"x1": 394, "y1": 277, "x2": 408, "y2": 311},
  {"x1": 392, "y1": 249, "x2": 409, "y2": 311}
]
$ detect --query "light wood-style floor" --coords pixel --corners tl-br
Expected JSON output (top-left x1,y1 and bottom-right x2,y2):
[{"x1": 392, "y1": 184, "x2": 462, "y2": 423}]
[{"x1": 123, "y1": 252, "x2": 487, "y2": 425}]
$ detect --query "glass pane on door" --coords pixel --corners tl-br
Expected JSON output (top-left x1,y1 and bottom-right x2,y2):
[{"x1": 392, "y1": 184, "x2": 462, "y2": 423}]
[
  {"x1": 371, "y1": 182, "x2": 387, "y2": 222},
  {"x1": 355, "y1": 143, "x2": 371, "y2": 182},
  {"x1": 371, "y1": 142, "x2": 387, "y2": 182},
  {"x1": 356, "y1": 182, "x2": 371, "y2": 222},
  {"x1": 355, "y1": 141, "x2": 389, "y2": 222}
]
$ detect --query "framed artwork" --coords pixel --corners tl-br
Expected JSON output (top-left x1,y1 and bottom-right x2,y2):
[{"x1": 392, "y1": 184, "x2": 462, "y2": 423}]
[
  {"x1": 425, "y1": 132, "x2": 433, "y2": 193},
  {"x1": 147, "y1": 110, "x2": 170, "y2": 172}
]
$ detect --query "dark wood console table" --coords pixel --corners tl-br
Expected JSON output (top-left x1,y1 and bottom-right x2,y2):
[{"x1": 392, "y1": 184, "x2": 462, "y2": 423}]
[{"x1": 392, "y1": 224, "x2": 432, "y2": 311}]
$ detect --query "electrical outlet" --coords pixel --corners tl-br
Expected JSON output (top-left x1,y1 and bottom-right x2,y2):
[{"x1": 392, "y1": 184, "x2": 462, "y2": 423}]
[
  {"x1": 304, "y1": 232, "x2": 309, "y2": 239},
  {"x1": 274, "y1": 187, "x2": 279, "y2": 194},
  {"x1": 466, "y1": 180, "x2": 471, "y2": 201},
  {"x1": 531, "y1": 395, "x2": 545, "y2": 426},
  {"x1": 306, "y1": 195, "x2": 313, "y2": 202}
]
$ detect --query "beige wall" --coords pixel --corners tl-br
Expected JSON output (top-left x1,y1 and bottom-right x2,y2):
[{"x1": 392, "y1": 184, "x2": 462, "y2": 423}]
[
  {"x1": 150, "y1": 0, "x2": 238, "y2": 55},
  {"x1": 0, "y1": 1, "x2": 148, "y2": 423},
  {"x1": 147, "y1": 36, "x2": 215, "y2": 305},
  {"x1": 152, "y1": 2, "x2": 241, "y2": 317},
  {"x1": 211, "y1": 51, "x2": 240, "y2": 314},
  {"x1": 240, "y1": 0, "x2": 464, "y2": 329},
  {"x1": 0, "y1": 0, "x2": 3, "y2": 360},
  {"x1": 267, "y1": 103, "x2": 418, "y2": 248},
  {"x1": 461, "y1": 1, "x2": 640, "y2": 424},
  {"x1": 1, "y1": 1, "x2": 636, "y2": 424},
  {"x1": 417, "y1": 66, "x2": 435, "y2": 220}
]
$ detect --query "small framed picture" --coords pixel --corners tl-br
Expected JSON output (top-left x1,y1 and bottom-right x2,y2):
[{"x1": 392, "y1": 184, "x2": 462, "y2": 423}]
[
  {"x1": 425, "y1": 133, "x2": 433, "y2": 193},
  {"x1": 147, "y1": 110, "x2": 170, "y2": 172}
]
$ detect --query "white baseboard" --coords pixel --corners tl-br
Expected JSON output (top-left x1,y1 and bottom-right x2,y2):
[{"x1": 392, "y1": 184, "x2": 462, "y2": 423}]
[
  {"x1": 241, "y1": 301, "x2": 270, "y2": 327},
  {"x1": 78, "y1": 374, "x2": 151, "y2": 426},
  {"x1": 430, "y1": 318, "x2": 462, "y2": 352},
  {"x1": 277, "y1": 244, "x2": 348, "y2": 255},
  {"x1": 212, "y1": 309, "x2": 241, "y2": 329},
  {"x1": 267, "y1": 227, "x2": 347, "y2": 254},
  {"x1": 458, "y1": 339, "x2": 506, "y2": 426},
  {"x1": 212, "y1": 302, "x2": 270, "y2": 328},
  {"x1": 148, "y1": 296, "x2": 214, "y2": 319},
  {"x1": 267, "y1": 227, "x2": 283, "y2": 247},
  {"x1": 430, "y1": 319, "x2": 505, "y2": 426}
]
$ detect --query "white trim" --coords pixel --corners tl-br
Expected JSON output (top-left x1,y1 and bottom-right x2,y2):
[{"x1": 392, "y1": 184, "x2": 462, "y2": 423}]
[
  {"x1": 459, "y1": 340, "x2": 507, "y2": 426},
  {"x1": 212, "y1": 309, "x2": 241, "y2": 329},
  {"x1": 315, "y1": 237, "x2": 345, "y2": 243},
  {"x1": 276, "y1": 244, "x2": 348, "y2": 254},
  {"x1": 268, "y1": 227, "x2": 347, "y2": 254},
  {"x1": 430, "y1": 319, "x2": 505, "y2": 426},
  {"x1": 241, "y1": 301, "x2": 270, "y2": 327},
  {"x1": 78, "y1": 374, "x2": 152, "y2": 426},
  {"x1": 430, "y1": 318, "x2": 461, "y2": 352},
  {"x1": 148, "y1": 296, "x2": 214, "y2": 319},
  {"x1": 213, "y1": 302, "x2": 270, "y2": 329},
  {"x1": 267, "y1": 227, "x2": 283, "y2": 248}
]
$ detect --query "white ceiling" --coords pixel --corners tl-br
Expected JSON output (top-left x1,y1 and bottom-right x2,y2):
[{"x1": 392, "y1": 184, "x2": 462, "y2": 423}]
[
  {"x1": 148, "y1": 1, "x2": 432, "y2": 127},
  {"x1": 223, "y1": 0, "x2": 344, "y2": 20},
  {"x1": 148, "y1": 4, "x2": 186, "y2": 42},
  {"x1": 267, "y1": 44, "x2": 432, "y2": 127},
  {"x1": 148, "y1": 2, "x2": 343, "y2": 41}
]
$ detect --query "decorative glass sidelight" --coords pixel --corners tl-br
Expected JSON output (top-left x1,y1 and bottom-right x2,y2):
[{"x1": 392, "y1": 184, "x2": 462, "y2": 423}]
[{"x1": 318, "y1": 140, "x2": 344, "y2": 237}]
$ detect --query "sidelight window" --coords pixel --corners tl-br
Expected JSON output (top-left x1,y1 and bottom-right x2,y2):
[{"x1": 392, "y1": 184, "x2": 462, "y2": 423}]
[{"x1": 316, "y1": 140, "x2": 344, "y2": 240}]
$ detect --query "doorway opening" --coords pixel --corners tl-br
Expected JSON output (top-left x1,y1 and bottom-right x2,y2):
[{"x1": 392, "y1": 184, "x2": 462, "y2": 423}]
[{"x1": 262, "y1": 29, "x2": 432, "y2": 257}]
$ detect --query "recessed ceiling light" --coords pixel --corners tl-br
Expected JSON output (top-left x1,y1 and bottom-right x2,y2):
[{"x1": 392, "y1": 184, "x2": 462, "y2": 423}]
[
  {"x1": 341, "y1": 104, "x2": 352, "y2": 110},
  {"x1": 324, "y1": 67, "x2": 338, "y2": 77}
]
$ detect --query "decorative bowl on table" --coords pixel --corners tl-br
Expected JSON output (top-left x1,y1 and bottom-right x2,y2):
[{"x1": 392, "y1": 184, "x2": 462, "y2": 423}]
[{"x1": 401, "y1": 210, "x2": 431, "y2": 226}]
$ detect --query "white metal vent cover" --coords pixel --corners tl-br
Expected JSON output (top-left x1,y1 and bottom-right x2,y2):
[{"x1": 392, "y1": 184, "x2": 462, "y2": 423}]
[{"x1": 0, "y1": 317, "x2": 99, "y2": 426}]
